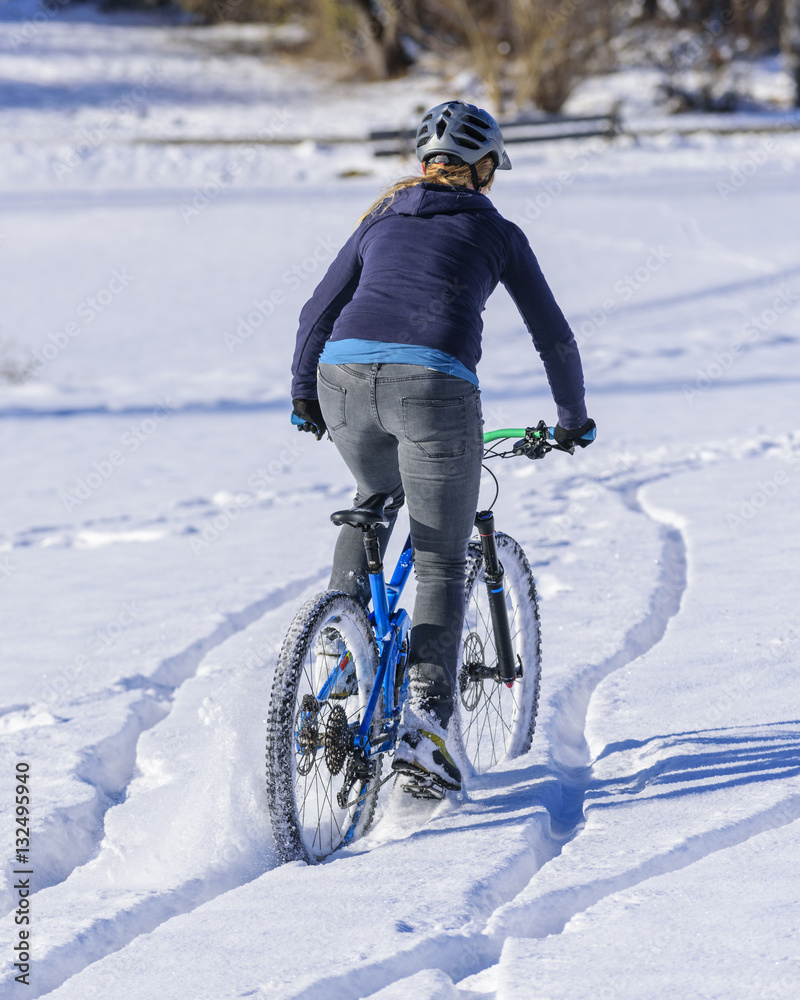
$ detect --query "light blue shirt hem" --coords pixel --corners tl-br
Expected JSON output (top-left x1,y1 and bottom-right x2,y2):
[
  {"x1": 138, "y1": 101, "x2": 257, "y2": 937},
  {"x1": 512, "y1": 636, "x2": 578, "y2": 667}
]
[{"x1": 318, "y1": 339, "x2": 479, "y2": 388}]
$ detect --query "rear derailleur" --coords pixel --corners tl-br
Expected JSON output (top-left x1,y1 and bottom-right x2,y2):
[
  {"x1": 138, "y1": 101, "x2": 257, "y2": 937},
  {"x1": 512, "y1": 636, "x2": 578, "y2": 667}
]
[{"x1": 336, "y1": 750, "x2": 376, "y2": 809}]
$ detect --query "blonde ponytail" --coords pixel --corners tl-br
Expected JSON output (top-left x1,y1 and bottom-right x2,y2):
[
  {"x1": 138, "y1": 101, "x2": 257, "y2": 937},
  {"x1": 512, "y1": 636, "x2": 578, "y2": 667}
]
[{"x1": 357, "y1": 155, "x2": 496, "y2": 226}]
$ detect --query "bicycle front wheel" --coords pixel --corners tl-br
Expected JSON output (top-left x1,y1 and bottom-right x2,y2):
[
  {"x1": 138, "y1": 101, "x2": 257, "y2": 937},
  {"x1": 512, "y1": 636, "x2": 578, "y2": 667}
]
[
  {"x1": 458, "y1": 532, "x2": 542, "y2": 774},
  {"x1": 266, "y1": 591, "x2": 382, "y2": 864}
]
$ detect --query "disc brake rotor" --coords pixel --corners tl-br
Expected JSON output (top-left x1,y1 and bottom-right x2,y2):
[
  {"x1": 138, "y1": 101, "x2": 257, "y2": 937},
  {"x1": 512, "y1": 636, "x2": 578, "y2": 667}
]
[{"x1": 460, "y1": 632, "x2": 485, "y2": 711}]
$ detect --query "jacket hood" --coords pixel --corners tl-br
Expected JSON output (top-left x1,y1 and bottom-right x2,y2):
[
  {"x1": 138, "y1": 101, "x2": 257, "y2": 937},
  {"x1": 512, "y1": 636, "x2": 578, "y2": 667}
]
[{"x1": 388, "y1": 182, "x2": 497, "y2": 219}]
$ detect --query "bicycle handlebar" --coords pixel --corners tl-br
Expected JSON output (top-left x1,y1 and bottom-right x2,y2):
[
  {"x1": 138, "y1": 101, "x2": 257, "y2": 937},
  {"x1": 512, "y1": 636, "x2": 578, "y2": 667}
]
[
  {"x1": 483, "y1": 428, "x2": 528, "y2": 443},
  {"x1": 482, "y1": 420, "x2": 596, "y2": 459}
]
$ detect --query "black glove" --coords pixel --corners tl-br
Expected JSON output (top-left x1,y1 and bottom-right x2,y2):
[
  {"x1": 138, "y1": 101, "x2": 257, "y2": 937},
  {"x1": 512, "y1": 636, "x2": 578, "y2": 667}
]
[
  {"x1": 291, "y1": 398, "x2": 327, "y2": 440},
  {"x1": 554, "y1": 418, "x2": 596, "y2": 450}
]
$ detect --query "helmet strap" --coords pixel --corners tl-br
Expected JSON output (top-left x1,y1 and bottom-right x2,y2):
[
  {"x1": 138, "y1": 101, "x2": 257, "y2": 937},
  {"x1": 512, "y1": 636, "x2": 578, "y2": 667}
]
[
  {"x1": 425, "y1": 156, "x2": 496, "y2": 191},
  {"x1": 472, "y1": 163, "x2": 497, "y2": 191}
]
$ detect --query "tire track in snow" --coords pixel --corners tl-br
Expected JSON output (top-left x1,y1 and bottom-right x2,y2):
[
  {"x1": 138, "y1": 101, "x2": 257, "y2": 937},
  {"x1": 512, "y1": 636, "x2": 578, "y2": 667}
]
[
  {"x1": 305, "y1": 474, "x2": 794, "y2": 1000},
  {"x1": 5, "y1": 482, "x2": 685, "y2": 1000},
  {"x1": 538, "y1": 484, "x2": 688, "y2": 824},
  {"x1": 0, "y1": 573, "x2": 323, "y2": 998},
  {"x1": 0, "y1": 482, "x2": 345, "y2": 552},
  {"x1": 0, "y1": 695, "x2": 167, "y2": 920},
  {"x1": 445, "y1": 487, "x2": 691, "y2": 992},
  {"x1": 291, "y1": 793, "x2": 800, "y2": 1000},
  {"x1": 457, "y1": 477, "x2": 798, "y2": 993},
  {"x1": 484, "y1": 790, "x2": 800, "y2": 948},
  {"x1": 250, "y1": 487, "x2": 692, "y2": 1000},
  {"x1": 24, "y1": 444, "x2": 792, "y2": 999}
]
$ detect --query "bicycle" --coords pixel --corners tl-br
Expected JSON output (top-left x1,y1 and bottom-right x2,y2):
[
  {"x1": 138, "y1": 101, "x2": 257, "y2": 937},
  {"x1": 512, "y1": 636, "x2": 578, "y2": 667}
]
[{"x1": 266, "y1": 421, "x2": 594, "y2": 863}]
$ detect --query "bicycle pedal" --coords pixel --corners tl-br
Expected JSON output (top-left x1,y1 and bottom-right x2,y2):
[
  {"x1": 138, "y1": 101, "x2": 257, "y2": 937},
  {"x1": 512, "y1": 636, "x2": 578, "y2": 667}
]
[{"x1": 395, "y1": 771, "x2": 446, "y2": 801}]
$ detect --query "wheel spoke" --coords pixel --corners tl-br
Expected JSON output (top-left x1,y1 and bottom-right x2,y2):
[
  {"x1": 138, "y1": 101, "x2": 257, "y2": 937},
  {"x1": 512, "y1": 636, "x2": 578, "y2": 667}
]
[
  {"x1": 267, "y1": 593, "x2": 382, "y2": 862},
  {"x1": 459, "y1": 536, "x2": 541, "y2": 776}
]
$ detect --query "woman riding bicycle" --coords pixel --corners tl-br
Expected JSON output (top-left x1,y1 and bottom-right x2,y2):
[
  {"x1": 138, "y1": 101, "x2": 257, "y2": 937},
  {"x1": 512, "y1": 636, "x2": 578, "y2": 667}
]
[{"x1": 290, "y1": 100, "x2": 594, "y2": 795}]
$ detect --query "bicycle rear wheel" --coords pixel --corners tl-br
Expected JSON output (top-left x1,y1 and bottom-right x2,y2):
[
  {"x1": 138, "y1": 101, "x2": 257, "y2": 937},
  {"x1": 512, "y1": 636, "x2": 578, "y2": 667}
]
[
  {"x1": 266, "y1": 591, "x2": 382, "y2": 863},
  {"x1": 457, "y1": 532, "x2": 541, "y2": 774}
]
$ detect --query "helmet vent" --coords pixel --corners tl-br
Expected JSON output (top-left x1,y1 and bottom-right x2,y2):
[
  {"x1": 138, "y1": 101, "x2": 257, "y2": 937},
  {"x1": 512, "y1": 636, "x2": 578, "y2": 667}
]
[
  {"x1": 458, "y1": 123, "x2": 487, "y2": 142},
  {"x1": 453, "y1": 135, "x2": 481, "y2": 150},
  {"x1": 436, "y1": 118, "x2": 448, "y2": 138},
  {"x1": 464, "y1": 114, "x2": 491, "y2": 131}
]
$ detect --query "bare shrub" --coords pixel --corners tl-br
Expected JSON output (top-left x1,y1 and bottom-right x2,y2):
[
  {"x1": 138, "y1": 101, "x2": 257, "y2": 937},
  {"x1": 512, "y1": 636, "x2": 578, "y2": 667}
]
[
  {"x1": 419, "y1": 0, "x2": 617, "y2": 113},
  {"x1": 176, "y1": 0, "x2": 295, "y2": 24},
  {"x1": 0, "y1": 339, "x2": 35, "y2": 385},
  {"x1": 784, "y1": 0, "x2": 800, "y2": 105},
  {"x1": 510, "y1": 1, "x2": 616, "y2": 113}
]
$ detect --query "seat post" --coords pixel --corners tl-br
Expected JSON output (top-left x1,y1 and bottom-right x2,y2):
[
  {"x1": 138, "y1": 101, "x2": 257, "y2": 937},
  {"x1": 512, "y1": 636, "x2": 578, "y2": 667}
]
[
  {"x1": 362, "y1": 527, "x2": 391, "y2": 636},
  {"x1": 363, "y1": 527, "x2": 383, "y2": 575}
]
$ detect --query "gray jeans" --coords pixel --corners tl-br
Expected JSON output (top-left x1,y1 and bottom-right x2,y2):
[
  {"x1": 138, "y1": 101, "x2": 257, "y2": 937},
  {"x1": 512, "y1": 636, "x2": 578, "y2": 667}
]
[{"x1": 317, "y1": 362, "x2": 484, "y2": 727}]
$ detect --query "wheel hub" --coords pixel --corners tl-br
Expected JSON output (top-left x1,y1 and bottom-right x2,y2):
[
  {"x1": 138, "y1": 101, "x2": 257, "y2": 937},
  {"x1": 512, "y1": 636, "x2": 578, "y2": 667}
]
[{"x1": 294, "y1": 695, "x2": 320, "y2": 776}]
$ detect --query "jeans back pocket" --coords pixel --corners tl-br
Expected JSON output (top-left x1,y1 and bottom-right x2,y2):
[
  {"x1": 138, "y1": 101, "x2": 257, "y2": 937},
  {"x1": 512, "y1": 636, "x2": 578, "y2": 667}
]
[
  {"x1": 401, "y1": 396, "x2": 467, "y2": 458},
  {"x1": 317, "y1": 369, "x2": 347, "y2": 431}
]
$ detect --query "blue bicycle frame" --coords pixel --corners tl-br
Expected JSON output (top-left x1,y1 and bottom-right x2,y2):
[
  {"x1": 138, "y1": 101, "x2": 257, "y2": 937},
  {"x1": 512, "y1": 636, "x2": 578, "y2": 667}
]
[
  {"x1": 317, "y1": 422, "x2": 596, "y2": 766},
  {"x1": 353, "y1": 534, "x2": 415, "y2": 756}
]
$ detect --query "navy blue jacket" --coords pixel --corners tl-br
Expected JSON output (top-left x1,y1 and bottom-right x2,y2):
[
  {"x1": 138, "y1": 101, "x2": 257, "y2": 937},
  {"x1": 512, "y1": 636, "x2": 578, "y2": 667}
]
[{"x1": 291, "y1": 183, "x2": 587, "y2": 427}]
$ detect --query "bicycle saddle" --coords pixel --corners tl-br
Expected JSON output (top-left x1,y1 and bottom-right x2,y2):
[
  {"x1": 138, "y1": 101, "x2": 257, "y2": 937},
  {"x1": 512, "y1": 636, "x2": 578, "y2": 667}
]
[{"x1": 330, "y1": 493, "x2": 393, "y2": 529}]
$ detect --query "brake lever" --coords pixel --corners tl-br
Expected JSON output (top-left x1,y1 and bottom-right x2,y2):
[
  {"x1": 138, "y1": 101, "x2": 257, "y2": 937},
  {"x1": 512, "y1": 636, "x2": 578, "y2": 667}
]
[
  {"x1": 512, "y1": 420, "x2": 574, "y2": 460},
  {"x1": 512, "y1": 437, "x2": 551, "y2": 460}
]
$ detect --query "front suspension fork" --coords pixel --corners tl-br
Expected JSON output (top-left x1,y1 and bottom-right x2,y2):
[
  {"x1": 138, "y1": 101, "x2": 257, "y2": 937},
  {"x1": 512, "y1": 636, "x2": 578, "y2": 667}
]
[{"x1": 474, "y1": 510, "x2": 518, "y2": 686}]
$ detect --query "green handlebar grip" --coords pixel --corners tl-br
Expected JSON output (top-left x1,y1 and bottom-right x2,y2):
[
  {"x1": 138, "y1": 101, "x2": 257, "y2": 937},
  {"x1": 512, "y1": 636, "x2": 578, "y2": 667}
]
[{"x1": 482, "y1": 428, "x2": 527, "y2": 443}]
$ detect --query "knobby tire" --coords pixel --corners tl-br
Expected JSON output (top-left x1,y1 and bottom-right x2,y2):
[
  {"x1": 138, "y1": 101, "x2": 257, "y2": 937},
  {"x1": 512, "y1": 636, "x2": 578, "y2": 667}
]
[
  {"x1": 266, "y1": 591, "x2": 382, "y2": 863},
  {"x1": 458, "y1": 532, "x2": 542, "y2": 774}
]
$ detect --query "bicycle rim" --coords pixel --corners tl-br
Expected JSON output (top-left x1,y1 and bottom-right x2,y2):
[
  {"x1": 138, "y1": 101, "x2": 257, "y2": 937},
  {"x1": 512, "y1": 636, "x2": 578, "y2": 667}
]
[
  {"x1": 266, "y1": 592, "x2": 382, "y2": 863},
  {"x1": 458, "y1": 533, "x2": 541, "y2": 774}
]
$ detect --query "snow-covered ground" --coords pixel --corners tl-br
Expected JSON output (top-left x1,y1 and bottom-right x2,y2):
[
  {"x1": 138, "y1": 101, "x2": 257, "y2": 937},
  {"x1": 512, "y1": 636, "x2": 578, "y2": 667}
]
[{"x1": 1, "y1": 4, "x2": 799, "y2": 998}]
